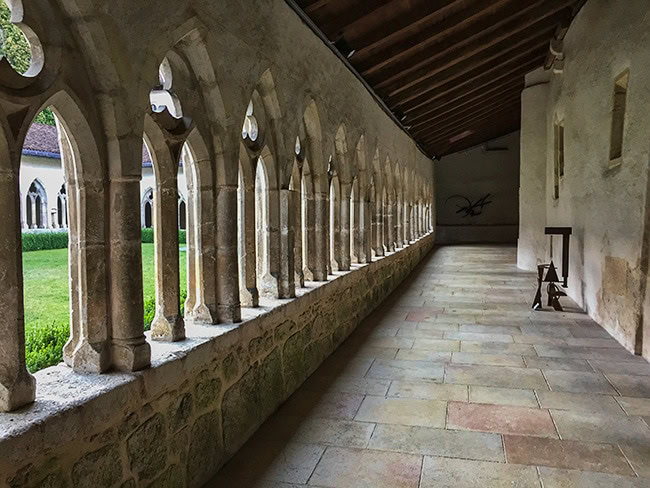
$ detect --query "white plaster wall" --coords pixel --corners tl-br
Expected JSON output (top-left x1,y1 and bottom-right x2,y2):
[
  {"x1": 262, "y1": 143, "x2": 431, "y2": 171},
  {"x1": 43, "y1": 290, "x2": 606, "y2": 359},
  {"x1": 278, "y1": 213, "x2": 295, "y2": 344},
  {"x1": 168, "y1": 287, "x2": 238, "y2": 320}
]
[
  {"x1": 539, "y1": 0, "x2": 650, "y2": 356},
  {"x1": 435, "y1": 131, "x2": 520, "y2": 243}
]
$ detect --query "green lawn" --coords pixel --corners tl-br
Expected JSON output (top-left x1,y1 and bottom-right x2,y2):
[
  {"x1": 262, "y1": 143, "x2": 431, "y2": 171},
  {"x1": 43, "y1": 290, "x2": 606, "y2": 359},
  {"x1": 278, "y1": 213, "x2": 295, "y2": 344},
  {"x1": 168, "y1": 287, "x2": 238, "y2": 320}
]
[{"x1": 23, "y1": 243, "x2": 187, "y2": 331}]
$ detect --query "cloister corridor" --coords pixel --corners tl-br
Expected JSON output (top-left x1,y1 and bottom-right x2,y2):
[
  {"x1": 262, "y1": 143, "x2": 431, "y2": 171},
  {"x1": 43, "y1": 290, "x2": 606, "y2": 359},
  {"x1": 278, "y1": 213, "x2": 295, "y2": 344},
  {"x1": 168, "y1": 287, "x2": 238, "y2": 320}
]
[{"x1": 209, "y1": 246, "x2": 650, "y2": 487}]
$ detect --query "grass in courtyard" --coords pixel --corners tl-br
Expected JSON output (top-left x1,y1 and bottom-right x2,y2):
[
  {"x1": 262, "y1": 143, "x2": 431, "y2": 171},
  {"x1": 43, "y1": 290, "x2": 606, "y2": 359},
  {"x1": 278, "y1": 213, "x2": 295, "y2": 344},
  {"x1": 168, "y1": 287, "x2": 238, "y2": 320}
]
[{"x1": 22, "y1": 243, "x2": 187, "y2": 371}]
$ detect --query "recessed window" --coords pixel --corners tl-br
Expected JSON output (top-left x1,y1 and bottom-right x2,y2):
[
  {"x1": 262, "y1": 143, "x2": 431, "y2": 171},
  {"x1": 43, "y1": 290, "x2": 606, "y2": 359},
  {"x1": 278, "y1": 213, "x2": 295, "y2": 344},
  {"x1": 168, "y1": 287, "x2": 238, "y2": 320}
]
[
  {"x1": 609, "y1": 70, "x2": 629, "y2": 162},
  {"x1": 553, "y1": 120, "x2": 564, "y2": 199}
]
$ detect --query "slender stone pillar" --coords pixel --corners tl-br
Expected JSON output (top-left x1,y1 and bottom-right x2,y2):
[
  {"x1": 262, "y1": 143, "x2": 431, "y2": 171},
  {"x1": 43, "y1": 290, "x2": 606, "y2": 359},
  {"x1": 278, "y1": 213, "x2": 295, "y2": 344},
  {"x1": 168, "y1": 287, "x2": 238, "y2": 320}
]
[
  {"x1": 395, "y1": 200, "x2": 403, "y2": 249},
  {"x1": 405, "y1": 203, "x2": 412, "y2": 244},
  {"x1": 278, "y1": 188, "x2": 296, "y2": 297},
  {"x1": 151, "y1": 160, "x2": 185, "y2": 341},
  {"x1": 0, "y1": 167, "x2": 36, "y2": 411},
  {"x1": 238, "y1": 173, "x2": 259, "y2": 307},
  {"x1": 109, "y1": 171, "x2": 151, "y2": 371},
  {"x1": 340, "y1": 185, "x2": 351, "y2": 271},
  {"x1": 313, "y1": 191, "x2": 329, "y2": 280},
  {"x1": 191, "y1": 160, "x2": 220, "y2": 324},
  {"x1": 292, "y1": 186, "x2": 304, "y2": 287},
  {"x1": 374, "y1": 198, "x2": 384, "y2": 256},
  {"x1": 362, "y1": 198, "x2": 372, "y2": 263},
  {"x1": 351, "y1": 188, "x2": 361, "y2": 264},
  {"x1": 184, "y1": 168, "x2": 197, "y2": 321},
  {"x1": 386, "y1": 200, "x2": 395, "y2": 252},
  {"x1": 304, "y1": 187, "x2": 316, "y2": 281},
  {"x1": 216, "y1": 183, "x2": 241, "y2": 322}
]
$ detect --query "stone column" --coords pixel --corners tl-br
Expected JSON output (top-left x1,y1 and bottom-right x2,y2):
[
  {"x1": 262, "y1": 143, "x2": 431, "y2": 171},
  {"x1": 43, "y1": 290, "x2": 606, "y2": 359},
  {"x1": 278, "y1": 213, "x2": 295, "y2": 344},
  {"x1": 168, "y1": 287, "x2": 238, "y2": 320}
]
[
  {"x1": 278, "y1": 188, "x2": 296, "y2": 297},
  {"x1": 517, "y1": 67, "x2": 550, "y2": 271},
  {"x1": 108, "y1": 135, "x2": 150, "y2": 372},
  {"x1": 313, "y1": 190, "x2": 329, "y2": 280},
  {"x1": 151, "y1": 158, "x2": 185, "y2": 341},
  {"x1": 216, "y1": 183, "x2": 241, "y2": 322},
  {"x1": 395, "y1": 200, "x2": 403, "y2": 249},
  {"x1": 340, "y1": 184, "x2": 351, "y2": 271},
  {"x1": 184, "y1": 169, "x2": 197, "y2": 322},
  {"x1": 405, "y1": 203, "x2": 411, "y2": 243},
  {"x1": 292, "y1": 186, "x2": 304, "y2": 287},
  {"x1": 238, "y1": 174, "x2": 258, "y2": 307},
  {"x1": 386, "y1": 200, "x2": 395, "y2": 252},
  {"x1": 362, "y1": 197, "x2": 372, "y2": 263},
  {"x1": 191, "y1": 160, "x2": 220, "y2": 324},
  {"x1": 304, "y1": 188, "x2": 316, "y2": 281},
  {"x1": 30, "y1": 197, "x2": 37, "y2": 229},
  {"x1": 0, "y1": 166, "x2": 36, "y2": 412},
  {"x1": 351, "y1": 188, "x2": 361, "y2": 264},
  {"x1": 374, "y1": 197, "x2": 384, "y2": 256}
]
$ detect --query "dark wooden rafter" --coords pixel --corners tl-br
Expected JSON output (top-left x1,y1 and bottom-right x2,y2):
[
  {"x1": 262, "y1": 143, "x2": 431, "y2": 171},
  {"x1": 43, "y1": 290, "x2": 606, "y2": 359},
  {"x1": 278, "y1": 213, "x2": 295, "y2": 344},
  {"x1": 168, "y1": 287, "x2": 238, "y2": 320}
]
[{"x1": 292, "y1": 0, "x2": 584, "y2": 157}]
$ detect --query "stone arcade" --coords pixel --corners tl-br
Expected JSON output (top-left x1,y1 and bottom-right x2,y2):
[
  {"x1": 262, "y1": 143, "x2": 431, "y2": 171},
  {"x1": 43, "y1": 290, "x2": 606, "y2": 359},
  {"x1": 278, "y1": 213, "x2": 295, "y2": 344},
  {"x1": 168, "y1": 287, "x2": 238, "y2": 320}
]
[{"x1": 1, "y1": 0, "x2": 650, "y2": 487}]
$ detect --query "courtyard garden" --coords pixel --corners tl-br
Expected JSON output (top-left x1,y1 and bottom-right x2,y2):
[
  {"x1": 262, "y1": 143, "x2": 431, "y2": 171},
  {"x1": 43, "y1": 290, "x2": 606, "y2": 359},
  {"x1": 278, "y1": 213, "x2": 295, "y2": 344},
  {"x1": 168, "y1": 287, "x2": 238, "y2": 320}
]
[{"x1": 23, "y1": 231, "x2": 187, "y2": 372}]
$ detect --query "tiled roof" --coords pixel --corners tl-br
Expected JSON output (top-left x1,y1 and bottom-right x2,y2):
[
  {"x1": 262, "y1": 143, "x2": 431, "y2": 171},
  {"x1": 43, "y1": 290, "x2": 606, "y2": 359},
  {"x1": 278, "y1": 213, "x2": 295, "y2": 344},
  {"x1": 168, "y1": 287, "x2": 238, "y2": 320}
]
[{"x1": 23, "y1": 123, "x2": 153, "y2": 165}]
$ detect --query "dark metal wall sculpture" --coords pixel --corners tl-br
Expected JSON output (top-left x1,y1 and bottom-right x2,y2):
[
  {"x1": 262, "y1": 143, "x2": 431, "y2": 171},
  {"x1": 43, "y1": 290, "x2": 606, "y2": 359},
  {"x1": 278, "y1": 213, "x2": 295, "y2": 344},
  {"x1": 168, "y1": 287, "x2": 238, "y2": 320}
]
[
  {"x1": 445, "y1": 194, "x2": 492, "y2": 218},
  {"x1": 532, "y1": 227, "x2": 572, "y2": 311}
]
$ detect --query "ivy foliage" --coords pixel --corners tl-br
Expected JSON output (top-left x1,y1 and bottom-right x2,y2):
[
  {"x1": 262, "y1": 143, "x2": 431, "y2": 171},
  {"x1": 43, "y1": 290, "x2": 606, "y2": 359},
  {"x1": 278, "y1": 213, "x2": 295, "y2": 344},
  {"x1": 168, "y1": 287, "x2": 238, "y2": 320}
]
[{"x1": 0, "y1": 2, "x2": 55, "y2": 125}]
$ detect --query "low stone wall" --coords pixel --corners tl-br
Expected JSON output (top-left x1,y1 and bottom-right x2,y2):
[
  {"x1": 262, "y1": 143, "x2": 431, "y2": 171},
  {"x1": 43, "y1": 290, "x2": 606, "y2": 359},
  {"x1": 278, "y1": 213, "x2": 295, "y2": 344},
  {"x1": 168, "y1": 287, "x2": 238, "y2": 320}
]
[{"x1": 0, "y1": 233, "x2": 434, "y2": 488}]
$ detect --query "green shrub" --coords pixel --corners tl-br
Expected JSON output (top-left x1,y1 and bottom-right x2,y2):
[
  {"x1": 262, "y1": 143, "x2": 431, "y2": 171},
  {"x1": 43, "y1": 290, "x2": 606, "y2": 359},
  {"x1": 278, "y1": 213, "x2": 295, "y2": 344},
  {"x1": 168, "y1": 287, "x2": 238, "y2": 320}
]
[
  {"x1": 141, "y1": 228, "x2": 154, "y2": 243},
  {"x1": 25, "y1": 322, "x2": 69, "y2": 373},
  {"x1": 22, "y1": 231, "x2": 69, "y2": 252},
  {"x1": 179, "y1": 230, "x2": 186, "y2": 244},
  {"x1": 143, "y1": 291, "x2": 187, "y2": 331}
]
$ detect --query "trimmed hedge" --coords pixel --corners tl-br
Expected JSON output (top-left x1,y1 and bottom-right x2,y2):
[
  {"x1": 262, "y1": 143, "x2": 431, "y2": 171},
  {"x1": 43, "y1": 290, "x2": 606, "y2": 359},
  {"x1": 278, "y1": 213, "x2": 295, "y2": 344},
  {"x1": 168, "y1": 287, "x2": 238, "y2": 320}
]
[
  {"x1": 26, "y1": 290, "x2": 188, "y2": 372},
  {"x1": 23, "y1": 228, "x2": 186, "y2": 252}
]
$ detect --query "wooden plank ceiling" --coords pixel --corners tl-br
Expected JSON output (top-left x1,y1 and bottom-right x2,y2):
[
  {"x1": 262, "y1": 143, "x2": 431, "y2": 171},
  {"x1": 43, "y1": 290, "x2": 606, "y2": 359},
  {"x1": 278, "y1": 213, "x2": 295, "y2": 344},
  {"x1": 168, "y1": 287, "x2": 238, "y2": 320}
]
[{"x1": 294, "y1": 0, "x2": 584, "y2": 158}]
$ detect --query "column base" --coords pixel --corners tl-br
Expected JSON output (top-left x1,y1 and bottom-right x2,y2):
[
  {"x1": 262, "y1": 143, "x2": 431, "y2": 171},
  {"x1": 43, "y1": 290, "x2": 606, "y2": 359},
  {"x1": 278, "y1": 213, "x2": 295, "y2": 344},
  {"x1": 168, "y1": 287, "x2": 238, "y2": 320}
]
[
  {"x1": 151, "y1": 314, "x2": 186, "y2": 342},
  {"x1": 64, "y1": 339, "x2": 111, "y2": 373},
  {"x1": 0, "y1": 370, "x2": 36, "y2": 412},
  {"x1": 111, "y1": 338, "x2": 151, "y2": 372},
  {"x1": 190, "y1": 303, "x2": 219, "y2": 326},
  {"x1": 217, "y1": 304, "x2": 241, "y2": 324}
]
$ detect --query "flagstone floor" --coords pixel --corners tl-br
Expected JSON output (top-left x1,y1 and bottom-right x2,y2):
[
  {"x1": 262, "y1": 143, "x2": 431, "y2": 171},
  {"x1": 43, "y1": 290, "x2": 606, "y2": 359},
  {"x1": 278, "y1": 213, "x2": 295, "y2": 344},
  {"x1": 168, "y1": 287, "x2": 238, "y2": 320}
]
[{"x1": 207, "y1": 245, "x2": 650, "y2": 487}]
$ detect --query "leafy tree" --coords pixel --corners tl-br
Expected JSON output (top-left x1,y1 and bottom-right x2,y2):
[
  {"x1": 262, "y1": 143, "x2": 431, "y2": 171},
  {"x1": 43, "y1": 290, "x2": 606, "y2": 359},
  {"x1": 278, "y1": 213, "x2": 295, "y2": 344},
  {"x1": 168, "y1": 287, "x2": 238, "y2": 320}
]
[{"x1": 0, "y1": 2, "x2": 54, "y2": 125}]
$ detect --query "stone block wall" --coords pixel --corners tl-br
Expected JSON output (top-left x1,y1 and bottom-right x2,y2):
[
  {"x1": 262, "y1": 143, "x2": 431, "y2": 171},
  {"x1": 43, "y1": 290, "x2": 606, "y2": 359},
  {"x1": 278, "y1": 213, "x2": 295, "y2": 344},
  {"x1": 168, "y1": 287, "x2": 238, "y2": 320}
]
[{"x1": 0, "y1": 234, "x2": 434, "y2": 488}]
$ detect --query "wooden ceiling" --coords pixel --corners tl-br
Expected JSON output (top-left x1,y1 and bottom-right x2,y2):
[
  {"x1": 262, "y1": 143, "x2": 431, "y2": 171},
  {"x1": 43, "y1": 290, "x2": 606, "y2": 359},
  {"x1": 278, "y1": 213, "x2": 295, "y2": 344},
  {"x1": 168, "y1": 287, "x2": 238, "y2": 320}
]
[{"x1": 294, "y1": 0, "x2": 585, "y2": 158}]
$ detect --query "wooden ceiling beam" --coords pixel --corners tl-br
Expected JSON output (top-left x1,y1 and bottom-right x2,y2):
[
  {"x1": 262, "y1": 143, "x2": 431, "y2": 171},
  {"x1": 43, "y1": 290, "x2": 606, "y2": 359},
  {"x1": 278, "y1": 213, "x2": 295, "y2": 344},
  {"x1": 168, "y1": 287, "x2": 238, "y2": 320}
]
[
  {"x1": 317, "y1": 0, "x2": 399, "y2": 39},
  {"x1": 406, "y1": 78, "x2": 524, "y2": 130},
  {"x1": 422, "y1": 108, "x2": 521, "y2": 154},
  {"x1": 435, "y1": 120, "x2": 521, "y2": 156},
  {"x1": 411, "y1": 91, "x2": 523, "y2": 138},
  {"x1": 356, "y1": 0, "x2": 520, "y2": 76},
  {"x1": 416, "y1": 96, "x2": 522, "y2": 141},
  {"x1": 376, "y1": 0, "x2": 574, "y2": 95},
  {"x1": 390, "y1": 30, "x2": 553, "y2": 108},
  {"x1": 405, "y1": 70, "x2": 528, "y2": 123},
  {"x1": 349, "y1": 0, "x2": 466, "y2": 64},
  {"x1": 399, "y1": 45, "x2": 546, "y2": 114}
]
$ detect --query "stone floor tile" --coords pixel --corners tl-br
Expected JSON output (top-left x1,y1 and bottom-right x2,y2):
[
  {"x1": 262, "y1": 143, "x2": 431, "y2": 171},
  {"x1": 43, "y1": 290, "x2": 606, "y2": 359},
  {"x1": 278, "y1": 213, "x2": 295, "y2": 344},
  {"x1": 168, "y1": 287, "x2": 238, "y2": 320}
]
[
  {"x1": 606, "y1": 374, "x2": 650, "y2": 397},
  {"x1": 551, "y1": 409, "x2": 650, "y2": 446},
  {"x1": 360, "y1": 337, "x2": 415, "y2": 349},
  {"x1": 514, "y1": 335, "x2": 568, "y2": 346},
  {"x1": 535, "y1": 345, "x2": 642, "y2": 361},
  {"x1": 588, "y1": 360, "x2": 650, "y2": 376},
  {"x1": 307, "y1": 447, "x2": 422, "y2": 488},
  {"x1": 452, "y1": 352, "x2": 525, "y2": 368},
  {"x1": 255, "y1": 415, "x2": 375, "y2": 448},
  {"x1": 619, "y1": 445, "x2": 650, "y2": 478},
  {"x1": 504, "y1": 435, "x2": 634, "y2": 475},
  {"x1": 447, "y1": 401, "x2": 557, "y2": 438},
  {"x1": 469, "y1": 386, "x2": 538, "y2": 408},
  {"x1": 568, "y1": 325, "x2": 615, "y2": 339},
  {"x1": 368, "y1": 424, "x2": 504, "y2": 462},
  {"x1": 538, "y1": 466, "x2": 648, "y2": 488},
  {"x1": 544, "y1": 370, "x2": 618, "y2": 395},
  {"x1": 279, "y1": 389, "x2": 365, "y2": 420},
  {"x1": 445, "y1": 364, "x2": 548, "y2": 389},
  {"x1": 316, "y1": 357, "x2": 375, "y2": 378},
  {"x1": 304, "y1": 376, "x2": 391, "y2": 396},
  {"x1": 365, "y1": 359, "x2": 445, "y2": 382},
  {"x1": 354, "y1": 396, "x2": 447, "y2": 428},
  {"x1": 459, "y1": 324, "x2": 522, "y2": 335},
  {"x1": 536, "y1": 391, "x2": 624, "y2": 415},
  {"x1": 219, "y1": 441, "x2": 325, "y2": 485},
  {"x1": 388, "y1": 380, "x2": 468, "y2": 401},
  {"x1": 394, "y1": 349, "x2": 452, "y2": 362},
  {"x1": 523, "y1": 357, "x2": 593, "y2": 372},
  {"x1": 332, "y1": 345, "x2": 398, "y2": 360},
  {"x1": 615, "y1": 396, "x2": 650, "y2": 416},
  {"x1": 396, "y1": 328, "x2": 444, "y2": 339},
  {"x1": 444, "y1": 331, "x2": 514, "y2": 343},
  {"x1": 460, "y1": 341, "x2": 538, "y2": 355},
  {"x1": 565, "y1": 337, "x2": 625, "y2": 348},
  {"x1": 520, "y1": 325, "x2": 573, "y2": 338},
  {"x1": 415, "y1": 322, "x2": 459, "y2": 332},
  {"x1": 419, "y1": 456, "x2": 540, "y2": 488},
  {"x1": 412, "y1": 338, "x2": 461, "y2": 352}
]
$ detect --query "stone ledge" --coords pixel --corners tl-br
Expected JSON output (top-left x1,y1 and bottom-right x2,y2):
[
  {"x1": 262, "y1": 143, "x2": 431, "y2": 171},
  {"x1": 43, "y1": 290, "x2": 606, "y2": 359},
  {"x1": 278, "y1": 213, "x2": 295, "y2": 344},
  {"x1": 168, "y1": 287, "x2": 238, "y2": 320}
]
[{"x1": 0, "y1": 233, "x2": 434, "y2": 487}]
